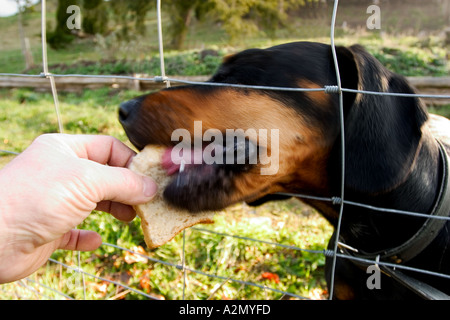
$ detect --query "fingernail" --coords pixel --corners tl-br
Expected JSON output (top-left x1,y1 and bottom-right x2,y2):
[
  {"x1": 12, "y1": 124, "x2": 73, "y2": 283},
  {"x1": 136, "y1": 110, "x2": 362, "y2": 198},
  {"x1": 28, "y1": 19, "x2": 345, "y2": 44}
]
[{"x1": 143, "y1": 177, "x2": 157, "y2": 198}]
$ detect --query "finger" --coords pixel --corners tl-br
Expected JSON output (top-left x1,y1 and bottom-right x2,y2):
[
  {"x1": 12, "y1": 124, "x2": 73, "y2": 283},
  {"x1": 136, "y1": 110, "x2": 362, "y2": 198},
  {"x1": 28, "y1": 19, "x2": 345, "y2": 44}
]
[
  {"x1": 58, "y1": 229, "x2": 102, "y2": 251},
  {"x1": 96, "y1": 201, "x2": 137, "y2": 222},
  {"x1": 88, "y1": 164, "x2": 157, "y2": 205},
  {"x1": 44, "y1": 134, "x2": 137, "y2": 168},
  {"x1": 83, "y1": 135, "x2": 137, "y2": 167}
]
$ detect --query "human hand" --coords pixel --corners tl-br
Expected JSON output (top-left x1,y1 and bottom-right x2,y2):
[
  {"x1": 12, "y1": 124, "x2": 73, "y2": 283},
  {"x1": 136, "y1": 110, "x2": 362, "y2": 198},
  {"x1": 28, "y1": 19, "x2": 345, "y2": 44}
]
[{"x1": 0, "y1": 134, "x2": 157, "y2": 283}]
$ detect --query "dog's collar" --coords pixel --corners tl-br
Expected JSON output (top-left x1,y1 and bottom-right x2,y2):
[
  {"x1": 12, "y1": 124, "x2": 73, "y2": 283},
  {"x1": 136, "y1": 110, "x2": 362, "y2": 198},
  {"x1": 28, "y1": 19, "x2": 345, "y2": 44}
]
[
  {"x1": 339, "y1": 140, "x2": 450, "y2": 299},
  {"x1": 375, "y1": 140, "x2": 450, "y2": 264}
]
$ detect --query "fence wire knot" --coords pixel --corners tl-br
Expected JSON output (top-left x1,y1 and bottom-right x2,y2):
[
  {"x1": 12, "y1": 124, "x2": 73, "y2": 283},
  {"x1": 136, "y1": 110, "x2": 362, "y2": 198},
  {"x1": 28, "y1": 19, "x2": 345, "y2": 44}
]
[
  {"x1": 323, "y1": 249, "x2": 336, "y2": 258},
  {"x1": 331, "y1": 197, "x2": 343, "y2": 205},
  {"x1": 324, "y1": 85, "x2": 341, "y2": 94},
  {"x1": 154, "y1": 75, "x2": 169, "y2": 83},
  {"x1": 39, "y1": 72, "x2": 52, "y2": 78}
]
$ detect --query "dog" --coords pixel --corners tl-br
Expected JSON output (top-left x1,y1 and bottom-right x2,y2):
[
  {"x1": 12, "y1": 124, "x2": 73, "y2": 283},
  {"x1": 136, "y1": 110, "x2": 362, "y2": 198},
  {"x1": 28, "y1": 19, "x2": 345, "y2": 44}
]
[{"x1": 119, "y1": 41, "x2": 450, "y2": 300}]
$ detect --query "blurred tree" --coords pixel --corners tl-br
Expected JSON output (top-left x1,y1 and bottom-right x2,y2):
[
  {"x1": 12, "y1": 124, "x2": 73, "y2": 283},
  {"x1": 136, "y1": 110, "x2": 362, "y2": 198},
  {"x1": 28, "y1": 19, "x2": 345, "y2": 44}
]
[
  {"x1": 109, "y1": 0, "x2": 154, "y2": 40},
  {"x1": 47, "y1": 0, "x2": 82, "y2": 49},
  {"x1": 47, "y1": 0, "x2": 153, "y2": 49},
  {"x1": 48, "y1": 0, "x2": 316, "y2": 50},
  {"x1": 165, "y1": 0, "x2": 311, "y2": 49},
  {"x1": 164, "y1": 0, "x2": 215, "y2": 50},
  {"x1": 82, "y1": 0, "x2": 108, "y2": 36}
]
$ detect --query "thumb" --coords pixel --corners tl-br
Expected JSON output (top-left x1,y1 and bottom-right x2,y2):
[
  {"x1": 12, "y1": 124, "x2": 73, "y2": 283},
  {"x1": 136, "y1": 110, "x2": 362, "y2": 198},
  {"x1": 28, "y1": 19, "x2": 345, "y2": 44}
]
[{"x1": 87, "y1": 163, "x2": 158, "y2": 205}]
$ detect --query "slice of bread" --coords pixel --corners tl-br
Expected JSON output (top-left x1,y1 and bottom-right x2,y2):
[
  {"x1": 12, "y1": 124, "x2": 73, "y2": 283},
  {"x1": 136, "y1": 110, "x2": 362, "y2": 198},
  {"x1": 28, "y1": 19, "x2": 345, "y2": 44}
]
[{"x1": 129, "y1": 145, "x2": 215, "y2": 249}]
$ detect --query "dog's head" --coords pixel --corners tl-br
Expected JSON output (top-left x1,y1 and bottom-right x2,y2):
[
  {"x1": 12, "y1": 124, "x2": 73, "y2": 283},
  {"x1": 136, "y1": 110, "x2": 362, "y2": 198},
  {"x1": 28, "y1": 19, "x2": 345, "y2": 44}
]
[{"x1": 119, "y1": 42, "x2": 427, "y2": 215}]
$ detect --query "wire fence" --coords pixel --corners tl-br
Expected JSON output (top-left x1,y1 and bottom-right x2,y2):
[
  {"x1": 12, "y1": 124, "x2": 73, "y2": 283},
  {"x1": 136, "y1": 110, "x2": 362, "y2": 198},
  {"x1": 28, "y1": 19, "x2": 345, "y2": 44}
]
[{"x1": 1, "y1": 0, "x2": 450, "y2": 300}]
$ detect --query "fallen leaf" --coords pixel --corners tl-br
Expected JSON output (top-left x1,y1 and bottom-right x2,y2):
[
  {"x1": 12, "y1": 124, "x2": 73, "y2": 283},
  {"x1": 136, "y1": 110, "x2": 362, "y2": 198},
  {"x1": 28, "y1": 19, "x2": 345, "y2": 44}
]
[
  {"x1": 140, "y1": 277, "x2": 151, "y2": 293},
  {"x1": 88, "y1": 281, "x2": 109, "y2": 296},
  {"x1": 138, "y1": 269, "x2": 152, "y2": 293},
  {"x1": 261, "y1": 272, "x2": 280, "y2": 284},
  {"x1": 124, "y1": 246, "x2": 148, "y2": 264}
]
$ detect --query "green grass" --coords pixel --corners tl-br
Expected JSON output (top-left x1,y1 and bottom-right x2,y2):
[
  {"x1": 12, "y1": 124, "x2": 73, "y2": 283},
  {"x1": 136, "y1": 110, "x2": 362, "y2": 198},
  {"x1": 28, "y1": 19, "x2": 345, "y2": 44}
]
[
  {"x1": 5, "y1": 33, "x2": 447, "y2": 77},
  {"x1": 2, "y1": 203, "x2": 332, "y2": 300},
  {"x1": 429, "y1": 106, "x2": 450, "y2": 119},
  {"x1": 0, "y1": 87, "x2": 138, "y2": 152},
  {"x1": 23, "y1": 50, "x2": 224, "y2": 76},
  {"x1": 358, "y1": 36, "x2": 449, "y2": 77},
  {"x1": 0, "y1": 88, "x2": 333, "y2": 300}
]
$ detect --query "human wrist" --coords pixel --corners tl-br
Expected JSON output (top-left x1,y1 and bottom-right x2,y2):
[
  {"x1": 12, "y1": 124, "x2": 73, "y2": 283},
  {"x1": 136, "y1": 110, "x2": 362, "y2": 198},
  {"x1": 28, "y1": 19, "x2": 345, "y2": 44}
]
[
  {"x1": 0, "y1": 195, "x2": 14, "y2": 256},
  {"x1": 0, "y1": 199, "x2": 14, "y2": 282}
]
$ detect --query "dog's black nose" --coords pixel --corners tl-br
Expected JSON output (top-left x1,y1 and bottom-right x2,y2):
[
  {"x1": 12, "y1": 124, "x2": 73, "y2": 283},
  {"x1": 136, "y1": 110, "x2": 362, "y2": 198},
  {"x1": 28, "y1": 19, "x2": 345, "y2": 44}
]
[
  {"x1": 119, "y1": 97, "x2": 143, "y2": 126},
  {"x1": 119, "y1": 100, "x2": 133, "y2": 123},
  {"x1": 118, "y1": 102, "x2": 129, "y2": 123}
]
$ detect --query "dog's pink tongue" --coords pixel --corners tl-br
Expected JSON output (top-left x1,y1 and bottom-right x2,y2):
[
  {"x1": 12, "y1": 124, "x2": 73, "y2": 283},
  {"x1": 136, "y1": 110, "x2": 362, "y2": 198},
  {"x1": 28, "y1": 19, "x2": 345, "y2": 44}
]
[
  {"x1": 161, "y1": 147, "x2": 180, "y2": 175},
  {"x1": 161, "y1": 147, "x2": 205, "y2": 175}
]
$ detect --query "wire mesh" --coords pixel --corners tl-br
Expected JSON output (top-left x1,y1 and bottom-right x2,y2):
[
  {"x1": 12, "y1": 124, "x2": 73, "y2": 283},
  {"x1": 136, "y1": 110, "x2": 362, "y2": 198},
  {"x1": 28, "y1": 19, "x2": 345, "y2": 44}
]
[{"x1": 0, "y1": 0, "x2": 449, "y2": 300}]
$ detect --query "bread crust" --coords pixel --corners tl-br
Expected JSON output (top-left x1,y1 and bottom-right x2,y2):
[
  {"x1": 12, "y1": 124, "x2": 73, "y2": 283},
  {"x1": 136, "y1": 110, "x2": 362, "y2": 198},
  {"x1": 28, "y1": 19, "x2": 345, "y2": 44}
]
[{"x1": 129, "y1": 145, "x2": 215, "y2": 248}]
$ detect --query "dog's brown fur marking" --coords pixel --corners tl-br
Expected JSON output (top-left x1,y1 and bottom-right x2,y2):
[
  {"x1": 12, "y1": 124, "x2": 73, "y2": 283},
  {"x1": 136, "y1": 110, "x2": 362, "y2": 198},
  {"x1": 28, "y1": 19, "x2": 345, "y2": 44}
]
[
  {"x1": 297, "y1": 79, "x2": 330, "y2": 107},
  {"x1": 139, "y1": 87, "x2": 332, "y2": 204}
]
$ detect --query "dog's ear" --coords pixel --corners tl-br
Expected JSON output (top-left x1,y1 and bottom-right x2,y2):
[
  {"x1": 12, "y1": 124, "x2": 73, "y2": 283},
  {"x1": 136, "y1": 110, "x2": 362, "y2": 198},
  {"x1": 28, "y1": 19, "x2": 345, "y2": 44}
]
[{"x1": 333, "y1": 45, "x2": 428, "y2": 194}]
